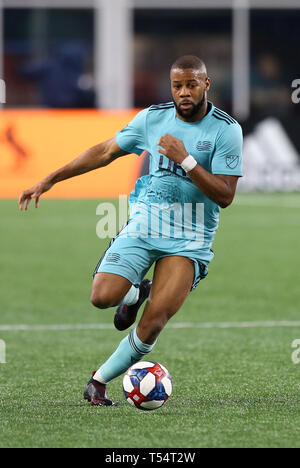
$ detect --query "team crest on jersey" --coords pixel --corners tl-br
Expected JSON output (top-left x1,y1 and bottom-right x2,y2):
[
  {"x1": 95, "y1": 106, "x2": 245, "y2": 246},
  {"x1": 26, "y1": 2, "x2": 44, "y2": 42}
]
[
  {"x1": 226, "y1": 155, "x2": 240, "y2": 169},
  {"x1": 196, "y1": 141, "x2": 212, "y2": 152}
]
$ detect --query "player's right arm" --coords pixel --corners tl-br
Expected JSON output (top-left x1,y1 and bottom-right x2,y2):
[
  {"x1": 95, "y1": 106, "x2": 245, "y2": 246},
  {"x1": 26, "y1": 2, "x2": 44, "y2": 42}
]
[{"x1": 18, "y1": 138, "x2": 128, "y2": 210}]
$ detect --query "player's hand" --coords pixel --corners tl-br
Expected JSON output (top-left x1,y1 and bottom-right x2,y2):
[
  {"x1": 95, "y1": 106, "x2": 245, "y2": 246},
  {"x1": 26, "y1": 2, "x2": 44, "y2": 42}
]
[
  {"x1": 18, "y1": 179, "x2": 54, "y2": 211},
  {"x1": 157, "y1": 134, "x2": 189, "y2": 164}
]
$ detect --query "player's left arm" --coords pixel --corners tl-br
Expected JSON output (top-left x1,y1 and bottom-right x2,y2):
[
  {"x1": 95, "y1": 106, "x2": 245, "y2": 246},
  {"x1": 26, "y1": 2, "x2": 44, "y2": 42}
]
[{"x1": 157, "y1": 124, "x2": 243, "y2": 209}]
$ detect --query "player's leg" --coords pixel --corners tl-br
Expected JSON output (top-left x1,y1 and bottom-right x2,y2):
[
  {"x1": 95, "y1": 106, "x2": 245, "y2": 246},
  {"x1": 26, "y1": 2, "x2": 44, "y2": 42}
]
[
  {"x1": 90, "y1": 272, "x2": 133, "y2": 309},
  {"x1": 86, "y1": 256, "x2": 194, "y2": 406},
  {"x1": 136, "y1": 256, "x2": 195, "y2": 344},
  {"x1": 84, "y1": 236, "x2": 155, "y2": 405}
]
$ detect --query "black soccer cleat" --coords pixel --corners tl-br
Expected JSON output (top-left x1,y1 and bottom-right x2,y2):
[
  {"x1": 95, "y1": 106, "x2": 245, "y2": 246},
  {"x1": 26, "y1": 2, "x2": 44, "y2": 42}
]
[
  {"x1": 114, "y1": 279, "x2": 152, "y2": 331},
  {"x1": 83, "y1": 372, "x2": 116, "y2": 406}
]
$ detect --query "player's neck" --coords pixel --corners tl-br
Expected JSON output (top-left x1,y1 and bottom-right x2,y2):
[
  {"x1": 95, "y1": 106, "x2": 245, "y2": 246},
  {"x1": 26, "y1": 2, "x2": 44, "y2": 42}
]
[{"x1": 176, "y1": 100, "x2": 209, "y2": 123}]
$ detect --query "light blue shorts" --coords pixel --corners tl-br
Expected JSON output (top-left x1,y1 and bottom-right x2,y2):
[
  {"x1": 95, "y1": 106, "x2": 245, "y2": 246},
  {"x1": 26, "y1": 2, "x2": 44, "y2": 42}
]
[{"x1": 93, "y1": 226, "x2": 209, "y2": 291}]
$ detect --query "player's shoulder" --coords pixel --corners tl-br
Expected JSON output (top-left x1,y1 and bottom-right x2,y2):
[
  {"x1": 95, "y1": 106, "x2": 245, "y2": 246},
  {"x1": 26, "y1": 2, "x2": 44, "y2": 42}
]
[
  {"x1": 211, "y1": 105, "x2": 240, "y2": 128},
  {"x1": 144, "y1": 101, "x2": 175, "y2": 125},
  {"x1": 148, "y1": 101, "x2": 175, "y2": 113},
  {"x1": 211, "y1": 106, "x2": 243, "y2": 143}
]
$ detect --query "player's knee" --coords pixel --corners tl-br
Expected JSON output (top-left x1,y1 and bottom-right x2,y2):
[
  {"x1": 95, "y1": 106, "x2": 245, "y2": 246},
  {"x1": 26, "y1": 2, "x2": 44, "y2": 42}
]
[{"x1": 90, "y1": 288, "x2": 114, "y2": 309}]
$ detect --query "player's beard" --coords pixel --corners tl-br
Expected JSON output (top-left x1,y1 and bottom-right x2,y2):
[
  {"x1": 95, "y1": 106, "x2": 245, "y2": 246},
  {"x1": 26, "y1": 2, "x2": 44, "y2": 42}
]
[{"x1": 174, "y1": 93, "x2": 206, "y2": 119}]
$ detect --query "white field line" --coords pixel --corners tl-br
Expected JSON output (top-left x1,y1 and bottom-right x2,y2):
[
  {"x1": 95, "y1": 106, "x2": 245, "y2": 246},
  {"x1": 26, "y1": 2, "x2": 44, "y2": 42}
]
[{"x1": 0, "y1": 321, "x2": 300, "y2": 332}]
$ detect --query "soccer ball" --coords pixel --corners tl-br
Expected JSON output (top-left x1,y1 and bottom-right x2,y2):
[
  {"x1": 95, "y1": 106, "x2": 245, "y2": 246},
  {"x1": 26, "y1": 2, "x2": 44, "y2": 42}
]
[{"x1": 123, "y1": 361, "x2": 172, "y2": 411}]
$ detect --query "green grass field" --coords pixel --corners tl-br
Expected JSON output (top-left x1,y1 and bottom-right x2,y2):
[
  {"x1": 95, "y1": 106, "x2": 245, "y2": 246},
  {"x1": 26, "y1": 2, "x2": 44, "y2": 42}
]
[{"x1": 0, "y1": 194, "x2": 300, "y2": 448}]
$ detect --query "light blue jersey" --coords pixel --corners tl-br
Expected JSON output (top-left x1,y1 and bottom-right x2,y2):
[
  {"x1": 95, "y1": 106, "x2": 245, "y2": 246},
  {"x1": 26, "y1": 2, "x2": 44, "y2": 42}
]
[
  {"x1": 117, "y1": 102, "x2": 243, "y2": 178},
  {"x1": 114, "y1": 101, "x2": 243, "y2": 266}
]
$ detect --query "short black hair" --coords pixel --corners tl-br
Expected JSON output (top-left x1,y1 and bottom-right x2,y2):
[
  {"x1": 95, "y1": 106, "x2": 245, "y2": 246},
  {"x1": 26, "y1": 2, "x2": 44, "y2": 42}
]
[{"x1": 171, "y1": 55, "x2": 207, "y2": 74}]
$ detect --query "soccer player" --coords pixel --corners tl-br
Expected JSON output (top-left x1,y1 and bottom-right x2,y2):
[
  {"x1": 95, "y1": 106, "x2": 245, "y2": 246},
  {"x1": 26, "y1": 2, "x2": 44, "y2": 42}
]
[{"x1": 19, "y1": 55, "x2": 243, "y2": 406}]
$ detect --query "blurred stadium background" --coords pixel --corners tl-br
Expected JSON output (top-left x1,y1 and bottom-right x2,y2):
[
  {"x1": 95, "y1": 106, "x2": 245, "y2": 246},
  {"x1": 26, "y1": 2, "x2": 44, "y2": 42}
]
[{"x1": 1, "y1": 0, "x2": 300, "y2": 196}]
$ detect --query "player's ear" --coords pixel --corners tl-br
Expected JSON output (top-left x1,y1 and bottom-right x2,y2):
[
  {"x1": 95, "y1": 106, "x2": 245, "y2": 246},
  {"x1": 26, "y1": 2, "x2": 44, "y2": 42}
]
[{"x1": 205, "y1": 77, "x2": 211, "y2": 91}]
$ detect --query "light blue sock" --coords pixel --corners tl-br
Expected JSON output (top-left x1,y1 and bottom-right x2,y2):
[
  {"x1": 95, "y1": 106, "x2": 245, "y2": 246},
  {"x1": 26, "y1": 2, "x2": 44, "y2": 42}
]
[
  {"x1": 119, "y1": 285, "x2": 139, "y2": 306},
  {"x1": 93, "y1": 328, "x2": 156, "y2": 384}
]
